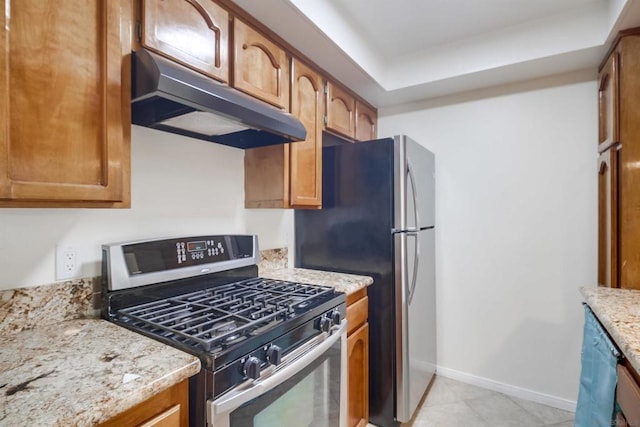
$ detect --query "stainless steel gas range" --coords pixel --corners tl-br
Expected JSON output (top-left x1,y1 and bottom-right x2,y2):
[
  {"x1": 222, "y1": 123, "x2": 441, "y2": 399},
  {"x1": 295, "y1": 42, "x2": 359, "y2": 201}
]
[{"x1": 101, "y1": 235, "x2": 346, "y2": 427}]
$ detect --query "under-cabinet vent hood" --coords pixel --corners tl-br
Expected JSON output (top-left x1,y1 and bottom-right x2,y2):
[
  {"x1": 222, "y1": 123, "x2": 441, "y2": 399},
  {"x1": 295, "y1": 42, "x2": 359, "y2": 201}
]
[{"x1": 131, "y1": 48, "x2": 306, "y2": 149}]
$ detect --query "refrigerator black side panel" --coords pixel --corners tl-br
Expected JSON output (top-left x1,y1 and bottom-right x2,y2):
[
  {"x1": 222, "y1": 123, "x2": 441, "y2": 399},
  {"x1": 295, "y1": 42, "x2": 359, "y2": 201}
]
[{"x1": 295, "y1": 137, "x2": 397, "y2": 426}]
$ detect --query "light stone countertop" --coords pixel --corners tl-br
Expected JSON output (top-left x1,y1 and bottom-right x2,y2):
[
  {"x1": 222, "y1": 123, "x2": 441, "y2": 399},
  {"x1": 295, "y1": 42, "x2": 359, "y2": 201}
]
[
  {"x1": 259, "y1": 268, "x2": 373, "y2": 296},
  {"x1": 581, "y1": 287, "x2": 640, "y2": 375},
  {"x1": 0, "y1": 319, "x2": 200, "y2": 426}
]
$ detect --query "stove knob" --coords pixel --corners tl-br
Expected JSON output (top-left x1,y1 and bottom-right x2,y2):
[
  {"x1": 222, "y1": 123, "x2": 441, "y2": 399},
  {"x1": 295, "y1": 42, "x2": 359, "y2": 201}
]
[
  {"x1": 243, "y1": 356, "x2": 261, "y2": 380},
  {"x1": 331, "y1": 310, "x2": 341, "y2": 326},
  {"x1": 319, "y1": 316, "x2": 332, "y2": 333},
  {"x1": 266, "y1": 344, "x2": 282, "y2": 366}
]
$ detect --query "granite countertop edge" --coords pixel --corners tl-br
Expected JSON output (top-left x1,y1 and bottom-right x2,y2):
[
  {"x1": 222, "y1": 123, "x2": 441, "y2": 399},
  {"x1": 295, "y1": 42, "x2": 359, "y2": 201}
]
[
  {"x1": 0, "y1": 318, "x2": 201, "y2": 426},
  {"x1": 580, "y1": 286, "x2": 640, "y2": 375},
  {"x1": 259, "y1": 267, "x2": 373, "y2": 296}
]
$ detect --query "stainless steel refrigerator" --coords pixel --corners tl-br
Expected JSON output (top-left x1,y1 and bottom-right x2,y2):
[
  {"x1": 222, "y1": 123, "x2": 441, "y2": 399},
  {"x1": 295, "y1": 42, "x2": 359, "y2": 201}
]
[{"x1": 295, "y1": 134, "x2": 436, "y2": 426}]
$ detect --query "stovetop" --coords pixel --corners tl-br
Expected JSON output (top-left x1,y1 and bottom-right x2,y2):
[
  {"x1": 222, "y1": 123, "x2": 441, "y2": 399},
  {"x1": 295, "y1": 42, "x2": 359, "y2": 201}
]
[
  {"x1": 102, "y1": 235, "x2": 346, "y2": 371},
  {"x1": 113, "y1": 277, "x2": 337, "y2": 354}
]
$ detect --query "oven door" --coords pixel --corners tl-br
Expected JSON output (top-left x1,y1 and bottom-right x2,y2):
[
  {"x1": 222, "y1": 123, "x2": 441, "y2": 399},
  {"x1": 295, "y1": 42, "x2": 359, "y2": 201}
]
[{"x1": 208, "y1": 320, "x2": 347, "y2": 427}]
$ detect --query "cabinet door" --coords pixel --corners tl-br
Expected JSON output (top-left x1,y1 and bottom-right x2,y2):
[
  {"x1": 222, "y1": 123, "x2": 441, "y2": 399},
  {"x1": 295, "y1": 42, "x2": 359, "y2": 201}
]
[
  {"x1": 99, "y1": 379, "x2": 188, "y2": 427},
  {"x1": 326, "y1": 82, "x2": 356, "y2": 140},
  {"x1": 617, "y1": 364, "x2": 640, "y2": 427},
  {"x1": 138, "y1": 404, "x2": 180, "y2": 427},
  {"x1": 598, "y1": 147, "x2": 618, "y2": 287},
  {"x1": 598, "y1": 51, "x2": 619, "y2": 152},
  {"x1": 346, "y1": 294, "x2": 368, "y2": 335},
  {"x1": 617, "y1": 35, "x2": 640, "y2": 290},
  {"x1": 347, "y1": 322, "x2": 369, "y2": 427},
  {"x1": 0, "y1": 0, "x2": 129, "y2": 203},
  {"x1": 141, "y1": 0, "x2": 229, "y2": 83},
  {"x1": 290, "y1": 59, "x2": 322, "y2": 207},
  {"x1": 233, "y1": 19, "x2": 289, "y2": 110},
  {"x1": 355, "y1": 101, "x2": 377, "y2": 141}
]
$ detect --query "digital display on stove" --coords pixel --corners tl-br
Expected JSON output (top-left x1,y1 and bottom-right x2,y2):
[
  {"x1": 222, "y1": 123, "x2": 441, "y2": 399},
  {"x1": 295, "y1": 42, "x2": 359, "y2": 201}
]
[
  {"x1": 187, "y1": 241, "x2": 207, "y2": 252},
  {"x1": 122, "y1": 235, "x2": 254, "y2": 275}
]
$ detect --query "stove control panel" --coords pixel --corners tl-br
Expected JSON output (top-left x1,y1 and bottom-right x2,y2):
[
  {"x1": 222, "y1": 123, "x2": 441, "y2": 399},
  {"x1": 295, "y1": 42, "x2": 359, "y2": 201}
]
[
  {"x1": 175, "y1": 239, "x2": 226, "y2": 264},
  {"x1": 118, "y1": 235, "x2": 255, "y2": 276}
]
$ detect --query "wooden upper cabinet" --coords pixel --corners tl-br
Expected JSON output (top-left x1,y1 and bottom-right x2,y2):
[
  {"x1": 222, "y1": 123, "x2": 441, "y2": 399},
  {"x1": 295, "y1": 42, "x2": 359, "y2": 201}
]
[
  {"x1": 233, "y1": 18, "x2": 289, "y2": 110},
  {"x1": 244, "y1": 58, "x2": 322, "y2": 209},
  {"x1": 141, "y1": 0, "x2": 229, "y2": 83},
  {"x1": 598, "y1": 148, "x2": 618, "y2": 287},
  {"x1": 0, "y1": 0, "x2": 131, "y2": 205},
  {"x1": 355, "y1": 101, "x2": 377, "y2": 141},
  {"x1": 617, "y1": 33, "x2": 640, "y2": 290},
  {"x1": 325, "y1": 81, "x2": 356, "y2": 140},
  {"x1": 289, "y1": 59, "x2": 322, "y2": 207},
  {"x1": 598, "y1": 51, "x2": 619, "y2": 152},
  {"x1": 596, "y1": 30, "x2": 640, "y2": 290}
]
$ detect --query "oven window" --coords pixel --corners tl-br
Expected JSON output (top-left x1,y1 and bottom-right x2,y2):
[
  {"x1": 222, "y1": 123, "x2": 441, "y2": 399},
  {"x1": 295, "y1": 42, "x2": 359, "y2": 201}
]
[{"x1": 229, "y1": 342, "x2": 342, "y2": 427}]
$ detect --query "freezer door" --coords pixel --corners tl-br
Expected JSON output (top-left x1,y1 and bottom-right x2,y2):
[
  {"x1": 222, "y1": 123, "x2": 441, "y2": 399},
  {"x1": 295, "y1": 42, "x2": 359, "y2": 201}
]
[
  {"x1": 395, "y1": 227, "x2": 436, "y2": 422},
  {"x1": 394, "y1": 135, "x2": 435, "y2": 231}
]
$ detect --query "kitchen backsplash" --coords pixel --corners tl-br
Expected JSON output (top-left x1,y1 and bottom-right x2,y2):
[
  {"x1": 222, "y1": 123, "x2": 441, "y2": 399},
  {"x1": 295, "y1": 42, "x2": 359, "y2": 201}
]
[
  {"x1": 257, "y1": 248, "x2": 288, "y2": 275},
  {"x1": 0, "y1": 248, "x2": 289, "y2": 334},
  {"x1": 0, "y1": 278, "x2": 99, "y2": 334}
]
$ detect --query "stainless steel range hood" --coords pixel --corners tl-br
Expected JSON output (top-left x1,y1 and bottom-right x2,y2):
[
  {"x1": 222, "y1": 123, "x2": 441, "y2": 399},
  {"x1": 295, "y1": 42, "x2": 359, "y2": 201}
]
[{"x1": 131, "y1": 48, "x2": 306, "y2": 149}]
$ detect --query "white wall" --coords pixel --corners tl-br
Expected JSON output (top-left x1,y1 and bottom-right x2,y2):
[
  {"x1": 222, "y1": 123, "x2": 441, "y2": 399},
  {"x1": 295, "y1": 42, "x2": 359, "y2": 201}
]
[
  {"x1": 0, "y1": 126, "x2": 292, "y2": 289},
  {"x1": 379, "y1": 70, "x2": 597, "y2": 406}
]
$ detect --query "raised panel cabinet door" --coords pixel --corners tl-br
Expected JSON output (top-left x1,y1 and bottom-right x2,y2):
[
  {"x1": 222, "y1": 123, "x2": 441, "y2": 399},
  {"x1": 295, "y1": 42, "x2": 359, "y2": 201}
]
[
  {"x1": 347, "y1": 322, "x2": 369, "y2": 427},
  {"x1": 99, "y1": 379, "x2": 189, "y2": 427},
  {"x1": 598, "y1": 51, "x2": 619, "y2": 152},
  {"x1": 138, "y1": 404, "x2": 181, "y2": 427},
  {"x1": 141, "y1": 0, "x2": 229, "y2": 83},
  {"x1": 0, "y1": 0, "x2": 129, "y2": 202},
  {"x1": 598, "y1": 147, "x2": 619, "y2": 288},
  {"x1": 616, "y1": 364, "x2": 640, "y2": 427},
  {"x1": 233, "y1": 18, "x2": 289, "y2": 110},
  {"x1": 355, "y1": 101, "x2": 377, "y2": 142},
  {"x1": 617, "y1": 34, "x2": 640, "y2": 290},
  {"x1": 326, "y1": 82, "x2": 355, "y2": 140},
  {"x1": 290, "y1": 59, "x2": 322, "y2": 207}
]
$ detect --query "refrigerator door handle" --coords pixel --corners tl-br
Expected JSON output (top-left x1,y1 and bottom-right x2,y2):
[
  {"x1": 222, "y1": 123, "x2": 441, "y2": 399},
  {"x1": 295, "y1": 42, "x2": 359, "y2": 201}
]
[
  {"x1": 408, "y1": 232, "x2": 420, "y2": 305},
  {"x1": 407, "y1": 163, "x2": 421, "y2": 230},
  {"x1": 407, "y1": 163, "x2": 421, "y2": 304}
]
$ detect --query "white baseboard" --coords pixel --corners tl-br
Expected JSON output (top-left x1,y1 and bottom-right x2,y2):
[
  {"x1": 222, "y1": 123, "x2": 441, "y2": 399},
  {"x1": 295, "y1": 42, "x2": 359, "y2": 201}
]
[{"x1": 435, "y1": 366, "x2": 577, "y2": 413}]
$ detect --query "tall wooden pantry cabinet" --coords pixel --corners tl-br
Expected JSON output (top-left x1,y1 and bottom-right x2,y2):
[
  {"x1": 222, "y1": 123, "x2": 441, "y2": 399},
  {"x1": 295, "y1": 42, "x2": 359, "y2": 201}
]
[{"x1": 597, "y1": 29, "x2": 640, "y2": 290}]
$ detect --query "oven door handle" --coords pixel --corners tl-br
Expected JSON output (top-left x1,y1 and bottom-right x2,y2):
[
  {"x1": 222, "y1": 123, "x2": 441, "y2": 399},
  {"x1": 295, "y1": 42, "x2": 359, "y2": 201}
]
[{"x1": 209, "y1": 320, "x2": 347, "y2": 418}]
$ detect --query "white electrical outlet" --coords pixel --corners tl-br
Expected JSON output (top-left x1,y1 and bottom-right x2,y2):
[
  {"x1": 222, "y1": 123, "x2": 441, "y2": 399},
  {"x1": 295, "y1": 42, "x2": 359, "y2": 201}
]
[{"x1": 56, "y1": 245, "x2": 82, "y2": 281}]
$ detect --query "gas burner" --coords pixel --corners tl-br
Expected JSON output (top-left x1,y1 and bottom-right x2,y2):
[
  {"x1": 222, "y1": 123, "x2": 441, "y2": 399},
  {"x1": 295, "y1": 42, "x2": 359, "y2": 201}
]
[{"x1": 114, "y1": 277, "x2": 335, "y2": 352}]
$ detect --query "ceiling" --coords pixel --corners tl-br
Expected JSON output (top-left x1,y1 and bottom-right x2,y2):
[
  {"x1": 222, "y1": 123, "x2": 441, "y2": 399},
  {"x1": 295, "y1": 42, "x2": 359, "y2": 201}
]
[
  {"x1": 233, "y1": 0, "x2": 640, "y2": 107},
  {"x1": 328, "y1": 0, "x2": 604, "y2": 60}
]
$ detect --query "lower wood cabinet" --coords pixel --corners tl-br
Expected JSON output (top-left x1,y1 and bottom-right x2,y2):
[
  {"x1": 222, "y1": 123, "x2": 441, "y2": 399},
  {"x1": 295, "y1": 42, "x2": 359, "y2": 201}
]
[
  {"x1": 346, "y1": 288, "x2": 369, "y2": 427},
  {"x1": 617, "y1": 362, "x2": 640, "y2": 426},
  {"x1": 99, "y1": 379, "x2": 189, "y2": 427}
]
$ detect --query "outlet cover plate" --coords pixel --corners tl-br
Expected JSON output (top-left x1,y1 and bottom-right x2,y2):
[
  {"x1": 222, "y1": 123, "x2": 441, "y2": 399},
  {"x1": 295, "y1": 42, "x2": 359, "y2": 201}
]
[{"x1": 56, "y1": 245, "x2": 81, "y2": 281}]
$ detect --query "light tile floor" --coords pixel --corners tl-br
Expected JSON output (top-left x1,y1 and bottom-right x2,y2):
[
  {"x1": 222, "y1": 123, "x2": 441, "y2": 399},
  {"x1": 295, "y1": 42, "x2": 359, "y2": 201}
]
[{"x1": 368, "y1": 376, "x2": 575, "y2": 427}]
